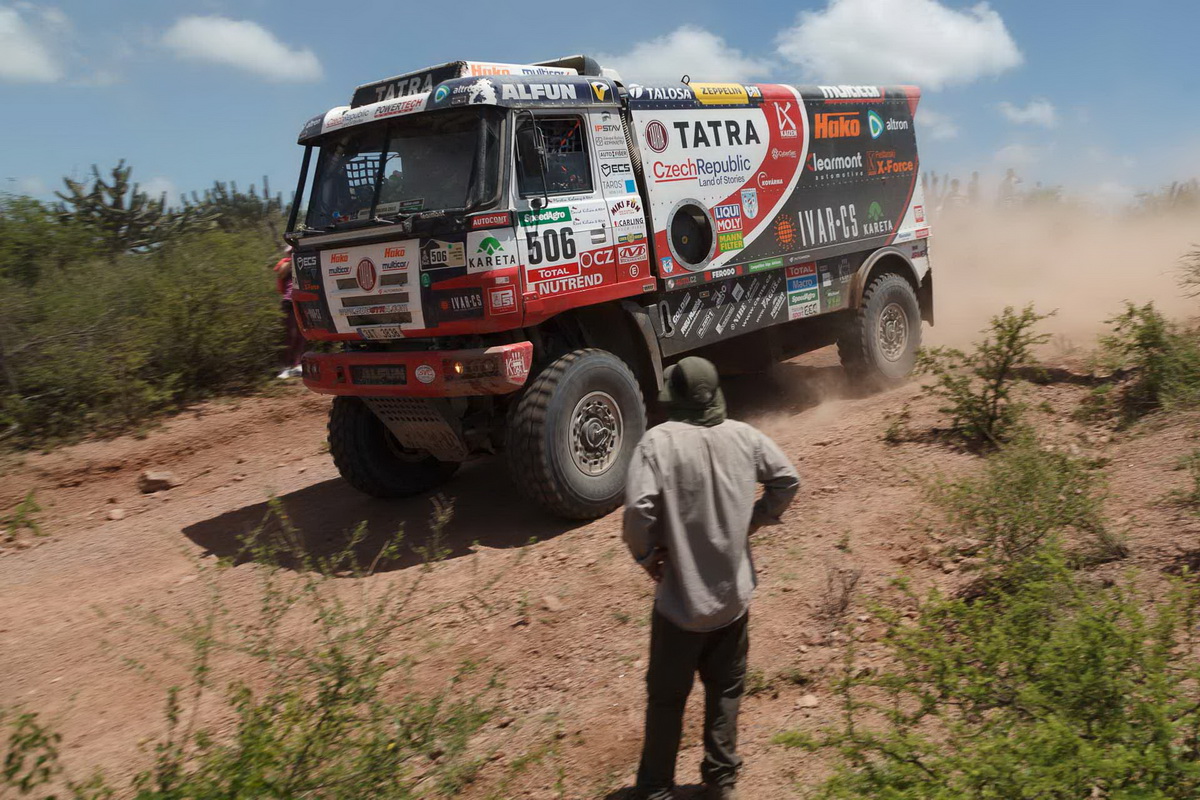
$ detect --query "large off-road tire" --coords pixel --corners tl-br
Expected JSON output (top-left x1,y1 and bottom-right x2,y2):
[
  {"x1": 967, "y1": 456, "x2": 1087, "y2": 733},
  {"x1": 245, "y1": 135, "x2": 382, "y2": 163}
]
[
  {"x1": 507, "y1": 349, "x2": 647, "y2": 520},
  {"x1": 328, "y1": 396, "x2": 459, "y2": 498},
  {"x1": 839, "y1": 272, "x2": 922, "y2": 386}
]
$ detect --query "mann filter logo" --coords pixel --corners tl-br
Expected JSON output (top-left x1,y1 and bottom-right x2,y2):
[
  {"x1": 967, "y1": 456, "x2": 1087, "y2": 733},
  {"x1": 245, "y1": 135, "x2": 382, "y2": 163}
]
[
  {"x1": 868, "y1": 110, "x2": 884, "y2": 139},
  {"x1": 774, "y1": 102, "x2": 799, "y2": 138},
  {"x1": 420, "y1": 239, "x2": 466, "y2": 268},
  {"x1": 814, "y1": 111, "x2": 860, "y2": 139},
  {"x1": 863, "y1": 201, "x2": 894, "y2": 236},
  {"x1": 356, "y1": 258, "x2": 377, "y2": 291},
  {"x1": 798, "y1": 204, "x2": 860, "y2": 247},
  {"x1": 671, "y1": 119, "x2": 761, "y2": 148},
  {"x1": 518, "y1": 207, "x2": 571, "y2": 226},
  {"x1": 818, "y1": 85, "x2": 882, "y2": 100},
  {"x1": 690, "y1": 83, "x2": 749, "y2": 106},
  {"x1": 644, "y1": 120, "x2": 669, "y2": 153}
]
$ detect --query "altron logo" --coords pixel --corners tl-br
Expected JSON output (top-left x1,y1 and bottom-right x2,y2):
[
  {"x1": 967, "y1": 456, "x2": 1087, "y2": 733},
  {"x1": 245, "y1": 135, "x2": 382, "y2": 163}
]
[{"x1": 868, "y1": 110, "x2": 884, "y2": 139}]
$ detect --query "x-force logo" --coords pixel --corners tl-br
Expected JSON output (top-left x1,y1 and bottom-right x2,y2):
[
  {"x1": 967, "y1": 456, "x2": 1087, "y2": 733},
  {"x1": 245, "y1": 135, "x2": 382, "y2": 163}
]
[
  {"x1": 774, "y1": 102, "x2": 798, "y2": 138},
  {"x1": 644, "y1": 120, "x2": 668, "y2": 153}
]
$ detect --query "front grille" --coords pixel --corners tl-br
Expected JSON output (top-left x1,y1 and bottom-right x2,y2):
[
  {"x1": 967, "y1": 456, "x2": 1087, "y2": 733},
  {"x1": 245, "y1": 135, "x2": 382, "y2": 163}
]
[
  {"x1": 347, "y1": 312, "x2": 411, "y2": 326},
  {"x1": 341, "y1": 292, "x2": 409, "y2": 308}
]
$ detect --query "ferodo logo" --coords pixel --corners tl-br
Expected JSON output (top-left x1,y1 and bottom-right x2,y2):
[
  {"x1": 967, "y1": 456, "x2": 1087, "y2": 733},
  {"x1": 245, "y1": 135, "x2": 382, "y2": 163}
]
[
  {"x1": 814, "y1": 111, "x2": 860, "y2": 139},
  {"x1": 618, "y1": 243, "x2": 647, "y2": 263}
]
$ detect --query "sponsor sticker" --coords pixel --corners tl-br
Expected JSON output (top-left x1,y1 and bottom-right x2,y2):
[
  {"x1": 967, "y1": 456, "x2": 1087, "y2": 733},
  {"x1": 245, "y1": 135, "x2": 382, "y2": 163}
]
[
  {"x1": 813, "y1": 111, "x2": 860, "y2": 139},
  {"x1": 868, "y1": 110, "x2": 884, "y2": 139},
  {"x1": 518, "y1": 206, "x2": 572, "y2": 226},
  {"x1": 618, "y1": 243, "x2": 648, "y2": 263},
  {"x1": 749, "y1": 257, "x2": 783, "y2": 273},
  {"x1": 690, "y1": 83, "x2": 750, "y2": 106},
  {"x1": 414, "y1": 364, "x2": 436, "y2": 384},
  {"x1": 718, "y1": 231, "x2": 744, "y2": 251},
  {"x1": 488, "y1": 286, "x2": 517, "y2": 315},
  {"x1": 356, "y1": 258, "x2": 377, "y2": 292},
  {"x1": 470, "y1": 212, "x2": 510, "y2": 229},
  {"x1": 420, "y1": 239, "x2": 466, "y2": 269}
]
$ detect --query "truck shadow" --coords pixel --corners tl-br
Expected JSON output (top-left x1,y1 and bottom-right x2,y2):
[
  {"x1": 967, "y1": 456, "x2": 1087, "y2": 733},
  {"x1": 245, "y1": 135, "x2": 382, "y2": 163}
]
[
  {"x1": 181, "y1": 459, "x2": 590, "y2": 573},
  {"x1": 722, "y1": 358, "x2": 871, "y2": 419}
]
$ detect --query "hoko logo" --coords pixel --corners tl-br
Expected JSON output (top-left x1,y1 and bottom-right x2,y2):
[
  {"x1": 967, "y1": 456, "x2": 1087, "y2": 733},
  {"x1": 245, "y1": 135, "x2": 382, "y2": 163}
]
[
  {"x1": 477, "y1": 237, "x2": 504, "y2": 255},
  {"x1": 868, "y1": 110, "x2": 884, "y2": 139},
  {"x1": 518, "y1": 207, "x2": 572, "y2": 226}
]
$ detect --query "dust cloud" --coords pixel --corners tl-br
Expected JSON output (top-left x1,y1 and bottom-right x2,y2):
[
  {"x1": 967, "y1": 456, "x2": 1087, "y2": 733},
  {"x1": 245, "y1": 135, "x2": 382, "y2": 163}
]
[{"x1": 926, "y1": 205, "x2": 1198, "y2": 352}]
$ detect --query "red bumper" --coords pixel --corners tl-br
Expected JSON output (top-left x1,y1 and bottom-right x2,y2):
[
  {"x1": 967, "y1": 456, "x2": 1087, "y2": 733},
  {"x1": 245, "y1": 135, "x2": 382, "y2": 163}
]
[{"x1": 301, "y1": 342, "x2": 533, "y2": 397}]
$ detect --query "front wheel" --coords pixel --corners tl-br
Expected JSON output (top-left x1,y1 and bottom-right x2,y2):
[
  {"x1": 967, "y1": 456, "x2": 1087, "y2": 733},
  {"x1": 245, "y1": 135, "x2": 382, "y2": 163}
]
[
  {"x1": 838, "y1": 272, "x2": 922, "y2": 386},
  {"x1": 507, "y1": 349, "x2": 647, "y2": 519},
  {"x1": 328, "y1": 396, "x2": 459, "y2": 498}
]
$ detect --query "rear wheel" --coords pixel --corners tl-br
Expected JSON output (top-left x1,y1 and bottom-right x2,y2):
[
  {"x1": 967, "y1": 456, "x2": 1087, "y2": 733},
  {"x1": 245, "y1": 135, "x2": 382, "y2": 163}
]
[
  {"x1": 507, "y1": 348, "x2": 647, "y2": 519},
  {"x1": 839, "y1": 272, "x2": 921, "y2": 385},
  {"x1": 328, "y1": 396, "x2": 459, "y2": 498}
]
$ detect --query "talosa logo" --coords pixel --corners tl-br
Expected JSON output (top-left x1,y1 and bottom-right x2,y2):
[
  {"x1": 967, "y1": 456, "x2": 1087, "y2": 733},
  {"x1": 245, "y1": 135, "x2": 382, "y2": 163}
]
[{"x1": 868, "y1": 110, "x2": 884, "y2": 139}]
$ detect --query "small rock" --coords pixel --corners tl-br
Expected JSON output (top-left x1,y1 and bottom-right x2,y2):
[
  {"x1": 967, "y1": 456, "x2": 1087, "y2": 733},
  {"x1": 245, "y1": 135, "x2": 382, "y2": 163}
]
[
  {"x1": 106, "y1": 508, "x2": 126, "y2": 521},
  {"x1": 297, "y1": 466, "x2": 307, "y2": 474},
  {"x1": 495, "y1": 716, "x2": 515, "y2": 729},
  {"x1": 232, "y1": 475, "x2": 246, "y2": 482},
  {"x1": 542, "y1": 595, "x2": 564, "y2": 613},
  {"x1": 795, "y1": 694, "x2": 820, "y2": 709},
  {"x1": 107, "y1": 497, "x2": 118, "y2": 504},
  {"x1": 138, "y1": 470, "x2": 180, "y2": 494}
]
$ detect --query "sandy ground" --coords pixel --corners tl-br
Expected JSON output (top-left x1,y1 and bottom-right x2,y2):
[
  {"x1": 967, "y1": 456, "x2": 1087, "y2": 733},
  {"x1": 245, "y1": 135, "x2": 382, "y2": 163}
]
[{"x1": 1, "y1": 206, "x2": 1198, "y2": 798}]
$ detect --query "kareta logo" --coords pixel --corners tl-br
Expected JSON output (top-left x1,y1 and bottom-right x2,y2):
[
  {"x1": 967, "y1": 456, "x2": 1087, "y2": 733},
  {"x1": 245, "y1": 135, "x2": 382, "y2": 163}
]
[
  {"x1": 518, "y1": 207, "x2": 571, "y2": 226},
  {"x1": 867, "y1": 201, "x2": 884, "y2": 221},
  {"x1": 476, "y1": 237, "x2": 504, "y2": 255},
  {"x1": 868, "y1": 110, "x2": 884, "y2": 139}
]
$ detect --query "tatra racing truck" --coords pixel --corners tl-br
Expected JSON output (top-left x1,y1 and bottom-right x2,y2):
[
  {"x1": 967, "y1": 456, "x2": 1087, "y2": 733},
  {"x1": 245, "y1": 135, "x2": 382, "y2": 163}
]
[{"x1": 284, "y1": 56, "x2": 932, "y2": 519}]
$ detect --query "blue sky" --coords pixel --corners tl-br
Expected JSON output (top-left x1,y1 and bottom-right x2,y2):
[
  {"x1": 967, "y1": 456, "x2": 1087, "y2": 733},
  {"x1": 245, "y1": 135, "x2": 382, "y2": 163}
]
[{"x1": 1, "y1": 0, "x2": 1196, "y2": 207}]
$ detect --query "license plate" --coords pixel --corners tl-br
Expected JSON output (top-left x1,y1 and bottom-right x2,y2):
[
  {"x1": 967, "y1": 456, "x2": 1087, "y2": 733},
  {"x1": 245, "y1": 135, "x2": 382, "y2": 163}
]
[{"x1": 358, "y1": 326, "x2": 405, "y2": 339}]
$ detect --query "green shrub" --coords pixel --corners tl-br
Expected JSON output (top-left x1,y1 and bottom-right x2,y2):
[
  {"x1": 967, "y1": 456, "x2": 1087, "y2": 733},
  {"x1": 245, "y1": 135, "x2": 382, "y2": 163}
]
[
  {"x1": 928, "y1": 436, "x2": 1124, "y2": 571},
  {"x1": 2, "y1": 502, "x2": 511, "y2": 798},
  {"x1": 778, "y1": 547, "x2": 1200, "y2": 798},
  {"x1": 1097, "y1": 302, "x2": 1200, "y2": 422},
  {"x1": 1, "y1": 490, "x2": 42, "y2": 542},
  {"x1": 916, "y1": 305, "x2": 1052, "y2": 447},
  {"x1": 1, "y1": 228, "x2": 281, "y2": 444}
]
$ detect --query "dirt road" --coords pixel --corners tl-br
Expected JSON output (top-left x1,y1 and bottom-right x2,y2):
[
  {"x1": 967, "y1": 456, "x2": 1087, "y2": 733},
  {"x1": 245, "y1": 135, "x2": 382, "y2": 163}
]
[{"x1": 2, "y1": 206, "x2": 1197, "y2": 797}]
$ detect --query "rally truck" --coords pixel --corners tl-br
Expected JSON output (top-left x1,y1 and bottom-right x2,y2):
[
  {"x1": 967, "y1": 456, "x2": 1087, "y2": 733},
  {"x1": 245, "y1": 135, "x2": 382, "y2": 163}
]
[{"x1": 284, "y1": 56, "x2": 932, "y2": 519}]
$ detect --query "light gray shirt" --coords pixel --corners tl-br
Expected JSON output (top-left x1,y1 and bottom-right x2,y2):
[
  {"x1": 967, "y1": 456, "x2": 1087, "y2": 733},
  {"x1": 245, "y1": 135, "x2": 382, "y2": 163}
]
[{"x1": 622, "y1": 419, "x2": 800, "y2": 632}]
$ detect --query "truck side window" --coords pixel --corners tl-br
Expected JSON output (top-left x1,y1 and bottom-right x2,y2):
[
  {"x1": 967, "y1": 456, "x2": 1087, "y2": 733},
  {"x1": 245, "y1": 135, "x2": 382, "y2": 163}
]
[{"x1": 516, "y1": 116, "x2": 593, "y2": 197}]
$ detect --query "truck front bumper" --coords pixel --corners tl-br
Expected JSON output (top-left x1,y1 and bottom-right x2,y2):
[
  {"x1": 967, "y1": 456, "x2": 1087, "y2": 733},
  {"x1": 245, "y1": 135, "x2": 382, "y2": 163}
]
[{"x1": 301, "y1": 341, "x2": 533, "y2": 398}]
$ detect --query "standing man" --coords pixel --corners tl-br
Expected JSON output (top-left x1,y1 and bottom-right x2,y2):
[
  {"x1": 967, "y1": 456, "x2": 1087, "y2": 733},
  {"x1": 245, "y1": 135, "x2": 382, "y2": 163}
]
[{"x1": 623, "y1": 357, "x2": 800, "y2": 800}]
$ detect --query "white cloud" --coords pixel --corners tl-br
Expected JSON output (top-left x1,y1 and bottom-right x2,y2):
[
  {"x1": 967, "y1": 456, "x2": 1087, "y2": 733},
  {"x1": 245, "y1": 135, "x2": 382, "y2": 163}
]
[
  {"x1": 776, "y1": 0, "x2": 1022, "y2": 90},
  {"x1": 917, "y1": 109, "x2": 959, "y2": 140},
  {"x1": 0, "y1": 5, "x2": 64, "y2": 83},
  {"x1": 7, "y1": 175, "x2": 48, "y2": 196},
  {"x1": 599, "y1": 25, "x2": 769, "y2": 84},
  {"x1": 162, "y1": 16, "x2": 322, "y2": 82},
  {"x1": 998, "y1": 98, "x2": 1057, "y2": 128},
  {"x1": 994, "y1": 143, "x2": 1043, "y2": 168}
]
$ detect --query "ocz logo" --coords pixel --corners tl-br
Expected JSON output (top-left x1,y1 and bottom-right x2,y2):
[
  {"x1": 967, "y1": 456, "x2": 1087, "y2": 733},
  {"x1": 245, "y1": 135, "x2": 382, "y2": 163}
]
[{"x1": 580, "y1": 248, "x2": 615, "y2": 269}]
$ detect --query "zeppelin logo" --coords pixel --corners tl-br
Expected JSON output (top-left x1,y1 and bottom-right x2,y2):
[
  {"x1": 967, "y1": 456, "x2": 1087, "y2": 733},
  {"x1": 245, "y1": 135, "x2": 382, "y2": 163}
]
[
  {"x1": 814, "y1": 112, "x2": 860, "y2": 139},
  {"x1": 330, "y1": 253, "x2": 349, "y2": 263},
  {"x1": 356, "y1": 258, "x2": 377, "y2": 292},
  {"x1": 618, "y1": 244, "x2": 647, "y2": 263}
]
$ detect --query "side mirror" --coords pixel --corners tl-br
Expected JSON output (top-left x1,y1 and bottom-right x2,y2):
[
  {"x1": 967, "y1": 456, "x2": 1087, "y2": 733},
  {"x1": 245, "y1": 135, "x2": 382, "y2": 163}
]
[{"x1": 516, "y1": 124, "x2": 548, "y2": 176}]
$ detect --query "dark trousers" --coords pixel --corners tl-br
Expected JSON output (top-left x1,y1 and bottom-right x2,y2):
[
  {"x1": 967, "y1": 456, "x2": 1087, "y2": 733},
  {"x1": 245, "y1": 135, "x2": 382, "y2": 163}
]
[{"x1": 636, "y1": 610, "x2": 749, "y2": 792}]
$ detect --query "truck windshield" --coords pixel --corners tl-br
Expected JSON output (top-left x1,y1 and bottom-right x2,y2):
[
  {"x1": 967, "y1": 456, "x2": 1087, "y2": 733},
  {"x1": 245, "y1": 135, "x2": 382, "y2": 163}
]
[{"x1": 305, "y1": 108, "x2": 501, "y2": 229}]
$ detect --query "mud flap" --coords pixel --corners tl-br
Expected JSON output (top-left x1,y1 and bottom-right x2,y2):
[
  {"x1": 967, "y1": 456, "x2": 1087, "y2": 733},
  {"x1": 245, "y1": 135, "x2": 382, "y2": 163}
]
[{"x1": 362, "y1": 397, "x2": 469, "y2": 462}]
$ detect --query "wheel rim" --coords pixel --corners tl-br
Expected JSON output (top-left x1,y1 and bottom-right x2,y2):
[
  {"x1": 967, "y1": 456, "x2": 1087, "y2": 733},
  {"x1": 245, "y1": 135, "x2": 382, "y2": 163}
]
[
  {"x1": 878, "y1": 302, "x2": 909, "y2": 362},
  {"x1": 569, "y1": 391, "x2": 624, "y2": 476}
]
